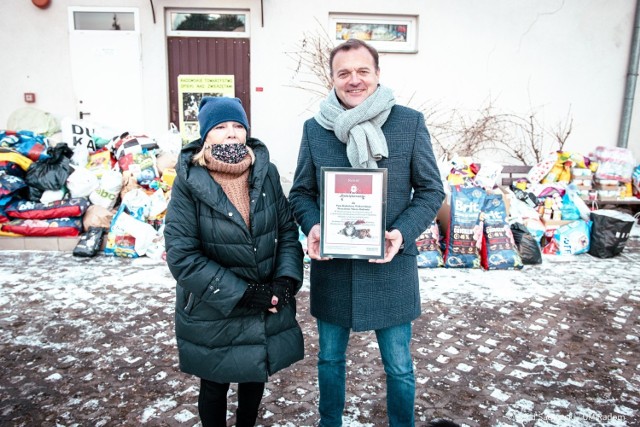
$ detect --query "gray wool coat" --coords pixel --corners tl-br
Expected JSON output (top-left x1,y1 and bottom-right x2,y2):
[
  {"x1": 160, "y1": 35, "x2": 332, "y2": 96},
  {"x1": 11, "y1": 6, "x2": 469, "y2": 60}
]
[
  {"x1": 289, "y1": 105, "x2": 445, "y2": 332},
  {"x1": 164, "y1": 137, "x2": 304, "y2": 383}
]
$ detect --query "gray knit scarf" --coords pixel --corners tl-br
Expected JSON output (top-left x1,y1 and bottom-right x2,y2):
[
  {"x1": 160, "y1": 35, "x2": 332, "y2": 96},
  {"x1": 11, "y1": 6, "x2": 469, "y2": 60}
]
[{"x1": 315, "y1": 85, "x2": 396, "y2": 168}]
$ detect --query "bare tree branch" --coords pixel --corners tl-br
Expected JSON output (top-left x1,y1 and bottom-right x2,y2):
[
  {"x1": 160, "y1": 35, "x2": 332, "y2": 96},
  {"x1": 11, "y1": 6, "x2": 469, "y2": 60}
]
[
  {"x1": 285, "y1": 19, "x2": 334, "y2": 96},
  {"x1": 285, "y1": 28, "x2": 573, "y2": 165}
]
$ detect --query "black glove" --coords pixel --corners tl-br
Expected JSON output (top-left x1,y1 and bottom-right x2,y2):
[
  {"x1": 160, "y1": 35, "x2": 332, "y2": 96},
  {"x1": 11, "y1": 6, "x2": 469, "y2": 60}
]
[
  {"x1": 271, "y1": 277, "x2": 296, "y2": 311},
  {"x1": 237, "y1": 283, "x2": 274, "y2": 310}
]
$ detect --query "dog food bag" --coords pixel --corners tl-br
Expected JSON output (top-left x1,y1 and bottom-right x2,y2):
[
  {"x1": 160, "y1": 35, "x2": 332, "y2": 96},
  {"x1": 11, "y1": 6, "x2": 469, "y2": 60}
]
[
  {"x1": 86, "y1": 148, "x2": 114, "y2": 179},
  {"x1": 416, "y1": 220, "x2": 444, "y2": 268},
  {"x1": 480, "y1": 194, "x2": 523, "y2": 270},
  {"x1": 444, "y1": 186, "x2": 486, "y2": 268}
]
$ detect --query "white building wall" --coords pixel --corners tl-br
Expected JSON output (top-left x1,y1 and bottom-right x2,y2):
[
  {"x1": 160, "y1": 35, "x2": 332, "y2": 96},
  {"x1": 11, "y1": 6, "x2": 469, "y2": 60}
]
[{"x1": 1, "y1": 0, "x2": 638, "y2": 179}]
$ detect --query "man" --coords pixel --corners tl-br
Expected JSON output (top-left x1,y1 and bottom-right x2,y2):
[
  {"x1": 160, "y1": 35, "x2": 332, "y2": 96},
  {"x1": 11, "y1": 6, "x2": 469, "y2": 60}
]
[{"x1": 288, "y1": 39, "x2": 445, "y2": 427}]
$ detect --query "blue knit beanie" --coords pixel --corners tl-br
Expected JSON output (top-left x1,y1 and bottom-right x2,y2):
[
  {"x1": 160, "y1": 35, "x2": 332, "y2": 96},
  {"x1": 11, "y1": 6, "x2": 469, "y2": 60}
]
[{"x1": 198, "y1": 96, "x2": 249, "y2": 140}]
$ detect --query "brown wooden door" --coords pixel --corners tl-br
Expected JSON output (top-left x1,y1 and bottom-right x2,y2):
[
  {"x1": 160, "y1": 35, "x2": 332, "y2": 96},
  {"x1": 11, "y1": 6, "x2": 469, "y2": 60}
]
[{"x1": 167, "y1": 37, "x2": 251, "y2": 133}]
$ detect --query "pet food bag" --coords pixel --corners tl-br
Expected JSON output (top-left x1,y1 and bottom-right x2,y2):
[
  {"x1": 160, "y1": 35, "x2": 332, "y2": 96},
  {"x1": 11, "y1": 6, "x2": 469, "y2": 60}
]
[
  {"x1": 588, "y1": 209, "x2": 635, "y2": 258},
  {"x1": 480, "y1": 194, "x2": 523, "y2": 270},
  {"x1": 117, "y1": 151, "x2": 158, "y2": 187},
  {"x1": 85, "y1": 148, "x2": 114, "y2": 179},
  {"x1": 73, "y1": 226, "x2": 106, "y2": 258},
  {"x1": 444, "y1": 186, "x2": 486, "y2": 268},
  {"x1": 416, "y1": 220, "x2": 444, "y2": 268},
  {"x1": 633, "y1": 165, "x2": 640, "y2": 197},
  {"x1": 554, "y1": 220, "x2": 592, "y2": 255},
  {"x1": 104, "y1": 203, "x2": 158, "y2": 257}
]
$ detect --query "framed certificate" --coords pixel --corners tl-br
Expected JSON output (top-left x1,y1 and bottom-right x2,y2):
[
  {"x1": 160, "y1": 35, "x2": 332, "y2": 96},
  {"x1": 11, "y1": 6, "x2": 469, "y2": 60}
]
[{"x1": 320, "y1": 167, "x2": 388, "y2": 259}]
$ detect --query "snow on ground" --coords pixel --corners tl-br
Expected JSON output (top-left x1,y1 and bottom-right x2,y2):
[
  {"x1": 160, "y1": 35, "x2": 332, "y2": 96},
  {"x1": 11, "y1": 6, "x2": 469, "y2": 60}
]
[{"x1": 1, "y1": 239, "x2": 639, "y2": 426}]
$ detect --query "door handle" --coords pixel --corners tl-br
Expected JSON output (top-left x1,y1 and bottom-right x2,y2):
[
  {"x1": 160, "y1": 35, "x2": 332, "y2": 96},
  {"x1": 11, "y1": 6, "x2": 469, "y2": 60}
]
[{"x1": 79, "y1": 111, "x2": 91, "y2": 120}]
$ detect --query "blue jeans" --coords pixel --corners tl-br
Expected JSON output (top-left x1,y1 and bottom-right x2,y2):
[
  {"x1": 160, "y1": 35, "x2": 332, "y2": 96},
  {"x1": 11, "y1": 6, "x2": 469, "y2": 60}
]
[{"x1": 317, "y1": 319, "x2": 415, "y2": 427}]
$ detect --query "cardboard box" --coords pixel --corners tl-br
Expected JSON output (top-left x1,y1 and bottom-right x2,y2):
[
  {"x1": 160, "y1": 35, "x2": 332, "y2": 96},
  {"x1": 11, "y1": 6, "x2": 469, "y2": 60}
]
[
  {"x1": 572, "y1": 180, "x2": 592, "y2": 188},
  {"x1": 595, "y1": 184, "x2": 620, "y2": 192},
  {"x1": 598, "y1": 189, "x2": 622, "y2": 201},
  {"x1": 571, "y1": 168, "x2": 592, "y2": 177},
  {"x1": 574, "y1": 184, "x2": 593, "y2": 191},
  {"x1": 541, "y1": 219, "x2": 577, "y2": 245},
  {"x1": 541, "y1": 219, "x2": 574, "y2": 230},
  {"x1": 594, "y1": 179, "x2": 621, "y2": 192}
]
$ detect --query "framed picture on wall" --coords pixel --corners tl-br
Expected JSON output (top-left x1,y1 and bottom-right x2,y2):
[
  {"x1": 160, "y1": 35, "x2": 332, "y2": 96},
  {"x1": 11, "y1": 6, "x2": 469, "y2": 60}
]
[{"x1": 329, "y1": 13, "x2": 418, "y2": 53}]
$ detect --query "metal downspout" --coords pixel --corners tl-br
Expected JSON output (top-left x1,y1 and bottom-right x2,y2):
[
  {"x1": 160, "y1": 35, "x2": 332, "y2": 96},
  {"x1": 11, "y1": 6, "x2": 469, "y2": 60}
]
[{"x1": 618, "y1": 0, "x2": 640, "y2": 148}]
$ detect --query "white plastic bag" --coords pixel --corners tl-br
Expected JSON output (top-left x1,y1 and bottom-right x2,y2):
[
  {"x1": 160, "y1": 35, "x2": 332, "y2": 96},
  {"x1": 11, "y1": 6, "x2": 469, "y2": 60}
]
[
  {"x1": 121, "y1": 188, "x2": 152, "y2": 219},
  {"x1": 110, "y1": 206, "x2": 158, "y2": 256},
  {"x1": 90, "y1": 170, "x2": 123, "y2": 209},
  {"x1": 632, "y1": 212, "x2": 640, "y2": 238},
  {"x1": 157, "y1": 123, "x2": 183, "y2": 156},
  {"x1": 474, "y1": 162, "x2": 503, "y2": 190},
  {"x1": 70, "y1": 144, "x2": 90, "y2": 169},
  {"x1": 148, "y1": 189, "x2": 168, "y2": 218},
  {"x1": 67, "y1": 167, "x2": 100, "y2": 198},
  {"x1": 40, "y1": 189, "x2": 66, "y2": 204}
]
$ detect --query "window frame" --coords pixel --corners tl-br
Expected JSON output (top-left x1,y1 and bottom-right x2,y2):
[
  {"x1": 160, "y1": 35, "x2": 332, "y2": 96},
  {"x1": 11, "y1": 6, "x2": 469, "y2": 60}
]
[
  {"x1": 165, "y1": 9, "x2": 250, "y2": 38},
  {"x1": 68, "y1": 6, "x2": 140, "y2": 33}
]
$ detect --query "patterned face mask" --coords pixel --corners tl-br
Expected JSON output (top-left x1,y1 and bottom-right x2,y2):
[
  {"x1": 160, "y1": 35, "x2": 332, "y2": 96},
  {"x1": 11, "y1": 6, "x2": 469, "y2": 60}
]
[{"x1": 210, "y1": 143, "x2": 249, "y2": 164}]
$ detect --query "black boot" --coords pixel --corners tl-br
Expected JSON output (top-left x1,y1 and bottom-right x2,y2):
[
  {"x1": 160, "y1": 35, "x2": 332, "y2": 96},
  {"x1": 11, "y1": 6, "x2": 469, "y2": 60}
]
[{"x1": 428, "y1": 419, "x2": 461, "y2": 427}]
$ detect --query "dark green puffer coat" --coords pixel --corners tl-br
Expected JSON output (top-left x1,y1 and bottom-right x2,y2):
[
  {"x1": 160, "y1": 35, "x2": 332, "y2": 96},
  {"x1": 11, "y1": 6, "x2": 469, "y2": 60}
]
[{"x1": 164, "y1": 137, "x2": 304, "y2": 383}]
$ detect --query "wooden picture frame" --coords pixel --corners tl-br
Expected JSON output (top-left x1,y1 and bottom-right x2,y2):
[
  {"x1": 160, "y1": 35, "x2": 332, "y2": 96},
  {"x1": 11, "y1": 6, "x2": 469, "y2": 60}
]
[{"x1": 329, "y1": 13, "x2": 418, "y2": 53}]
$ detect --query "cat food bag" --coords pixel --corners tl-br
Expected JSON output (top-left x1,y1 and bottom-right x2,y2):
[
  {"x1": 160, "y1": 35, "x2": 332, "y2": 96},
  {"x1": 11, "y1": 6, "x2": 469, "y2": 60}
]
[{"x1": 554, "y1": 220, "x2": 592, "y2": 255}]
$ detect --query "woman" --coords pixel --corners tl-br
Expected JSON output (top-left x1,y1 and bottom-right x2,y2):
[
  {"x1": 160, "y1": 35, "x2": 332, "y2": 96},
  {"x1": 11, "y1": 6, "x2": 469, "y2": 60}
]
[{"x1": 164, "y1": 96, "x2": 304, "y2": 427}]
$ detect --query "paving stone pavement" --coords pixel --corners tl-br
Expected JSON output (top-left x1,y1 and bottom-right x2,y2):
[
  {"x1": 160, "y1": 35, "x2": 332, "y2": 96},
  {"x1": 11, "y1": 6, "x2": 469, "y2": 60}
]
[{"x1": 0, "y1": 238, "x2": 639, "y2": 427}]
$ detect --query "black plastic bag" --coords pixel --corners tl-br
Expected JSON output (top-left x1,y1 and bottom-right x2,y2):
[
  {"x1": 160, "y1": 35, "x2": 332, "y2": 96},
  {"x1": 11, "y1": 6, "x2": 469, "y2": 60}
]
[
  {"x1": 588, "y1": 209, "x2": 635, "y2": 258},
  {"x1": 25, "y1": 143, "x2": 74, "y2": 201},
  {"x1": 510, "y1": 222, "x2": 543, "y2": 265},
  {"x1": 511, "y1": 188, "x2": 538, "y2": 208},
  {"x1": 73, "y1": 227, "x2": 106, "y2": 258}
]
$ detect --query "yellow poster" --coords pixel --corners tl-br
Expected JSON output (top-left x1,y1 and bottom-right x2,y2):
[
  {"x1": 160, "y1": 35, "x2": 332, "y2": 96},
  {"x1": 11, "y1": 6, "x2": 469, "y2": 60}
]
[{"x1": 178, "y1": 75, "x2": 235, "y2": 143}]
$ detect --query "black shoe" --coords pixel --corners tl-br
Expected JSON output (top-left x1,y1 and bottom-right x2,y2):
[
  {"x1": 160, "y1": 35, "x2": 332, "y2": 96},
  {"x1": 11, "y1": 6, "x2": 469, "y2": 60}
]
[{"x1": 428, "y1": 419, "x2": 461, "y2": 427}]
